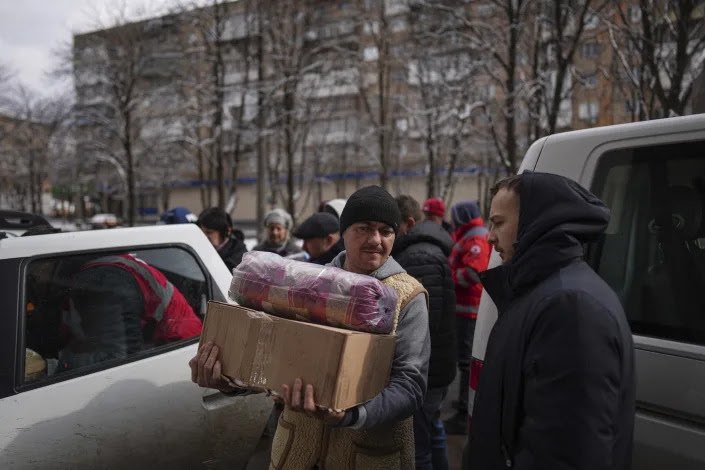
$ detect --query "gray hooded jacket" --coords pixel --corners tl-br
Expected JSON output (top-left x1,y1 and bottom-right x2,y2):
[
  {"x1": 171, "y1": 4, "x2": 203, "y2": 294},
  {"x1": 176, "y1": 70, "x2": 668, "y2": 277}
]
[{"x1": 330, "y1": 251, "x2": 431, "y2": 429}]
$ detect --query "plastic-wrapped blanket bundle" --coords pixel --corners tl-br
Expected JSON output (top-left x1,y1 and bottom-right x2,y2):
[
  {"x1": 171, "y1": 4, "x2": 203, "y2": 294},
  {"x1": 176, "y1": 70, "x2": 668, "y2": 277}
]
[{"x1": 229, "y1": 251, "x2": 398, "y2": 334}]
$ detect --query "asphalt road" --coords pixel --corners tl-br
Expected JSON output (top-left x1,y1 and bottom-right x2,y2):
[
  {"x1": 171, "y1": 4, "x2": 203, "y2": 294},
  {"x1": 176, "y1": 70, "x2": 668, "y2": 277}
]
[{"x1": 245, "y1": 373, "x2": 467, "y2": 470}]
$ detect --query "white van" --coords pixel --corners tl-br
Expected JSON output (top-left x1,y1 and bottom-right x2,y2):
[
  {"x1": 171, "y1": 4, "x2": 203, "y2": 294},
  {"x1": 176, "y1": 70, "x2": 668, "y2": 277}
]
[{"x1": 471, "y1": 114, "x2": 705, "y2": 469}]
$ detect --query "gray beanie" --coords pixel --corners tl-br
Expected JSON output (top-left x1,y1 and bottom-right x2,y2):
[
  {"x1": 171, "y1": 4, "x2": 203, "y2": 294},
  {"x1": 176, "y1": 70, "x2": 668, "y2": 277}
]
[{"x1": 264, "y1": 208, "x2": 293, "y2": 230}]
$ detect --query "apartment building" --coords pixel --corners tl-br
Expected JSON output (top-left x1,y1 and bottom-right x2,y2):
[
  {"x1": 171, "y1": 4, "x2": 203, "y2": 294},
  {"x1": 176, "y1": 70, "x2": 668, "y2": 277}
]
[{"x1": 71, "y1": 0, "x2": 703, "y2": 222}]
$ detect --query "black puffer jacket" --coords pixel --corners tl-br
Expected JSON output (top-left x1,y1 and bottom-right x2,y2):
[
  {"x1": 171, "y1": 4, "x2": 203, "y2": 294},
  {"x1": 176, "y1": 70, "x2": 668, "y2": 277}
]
[
  {"x1": 310, "y1": 237, "x2": 345, "y2": 266},
  {"x1": 392, "y1": 220, "x2": 456, "y2": 388},
  {"x1": 468, "y1": 171, "x2": 635, "y2": 470},
  {"x1": 218, "y1": 236, "x2": 247, "y2": 272},
  {"x1": 252, "y1": 239, "x2": 302, "y2": 257}
]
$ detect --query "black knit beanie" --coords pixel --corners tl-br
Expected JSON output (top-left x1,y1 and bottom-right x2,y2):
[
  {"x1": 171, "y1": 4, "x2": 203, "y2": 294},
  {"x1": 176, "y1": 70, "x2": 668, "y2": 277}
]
[{"x1": 340, "y1": 185, "x2": 401, "y2": 234}]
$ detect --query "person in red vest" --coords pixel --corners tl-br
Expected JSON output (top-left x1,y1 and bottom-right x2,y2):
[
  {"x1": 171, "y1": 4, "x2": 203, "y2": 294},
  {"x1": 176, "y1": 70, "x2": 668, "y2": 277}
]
[
  {"x1": 444, "y1": 200, "x2": 491, "y2": 435},
  {"x1": 60, "y1": 254, "x2": 202, "y2": 370}
]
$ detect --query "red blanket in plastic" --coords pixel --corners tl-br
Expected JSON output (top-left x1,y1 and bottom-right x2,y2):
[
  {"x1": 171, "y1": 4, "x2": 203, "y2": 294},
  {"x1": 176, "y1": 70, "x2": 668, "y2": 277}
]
[{"x1": 229, "y1": 251, "x2": 398, "y2": 334}]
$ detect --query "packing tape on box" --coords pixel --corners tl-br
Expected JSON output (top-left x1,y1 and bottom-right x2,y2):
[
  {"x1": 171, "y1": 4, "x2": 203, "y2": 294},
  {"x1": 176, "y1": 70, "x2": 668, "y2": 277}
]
[{"x1": 248, "y1": 311, "x2": 274, "y2": 387}]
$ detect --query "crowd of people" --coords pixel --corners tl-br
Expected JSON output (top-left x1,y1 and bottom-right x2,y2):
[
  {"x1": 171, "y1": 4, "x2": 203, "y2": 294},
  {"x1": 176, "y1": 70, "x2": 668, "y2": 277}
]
[
  {"x1": 190, "y1": 178, "x2": 635, "y2": 470},
  {"x1": 16, "y1": 173, "x2": 640, "y2": 469}
]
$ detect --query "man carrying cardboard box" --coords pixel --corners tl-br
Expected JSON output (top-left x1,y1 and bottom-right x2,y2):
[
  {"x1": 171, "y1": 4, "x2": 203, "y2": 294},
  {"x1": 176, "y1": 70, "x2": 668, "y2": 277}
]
[{"x1": 190, "y1": 185, "x2": 430, "y2": 469}]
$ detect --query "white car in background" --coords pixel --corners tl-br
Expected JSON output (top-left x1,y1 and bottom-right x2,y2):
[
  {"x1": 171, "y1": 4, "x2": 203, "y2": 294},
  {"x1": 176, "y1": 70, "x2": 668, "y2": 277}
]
[
  {"x1": 88, "y1": 213, "x2": 119, "y2": 228},
  {"x1": 0, "y1": 224, "x2": 271, "y2": 469}
]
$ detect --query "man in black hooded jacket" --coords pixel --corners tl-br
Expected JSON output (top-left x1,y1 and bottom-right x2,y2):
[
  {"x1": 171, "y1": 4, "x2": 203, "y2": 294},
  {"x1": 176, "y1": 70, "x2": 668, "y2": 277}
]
[
  {"x1": 394, "y1": 195, "x2": 456, "y2": 470},
  {"x1": 197, "y1": 207, "x2": 247, "y2": 272},
  {"x1": 466, "y1": 172, "x2": 635, "y2": 470}
]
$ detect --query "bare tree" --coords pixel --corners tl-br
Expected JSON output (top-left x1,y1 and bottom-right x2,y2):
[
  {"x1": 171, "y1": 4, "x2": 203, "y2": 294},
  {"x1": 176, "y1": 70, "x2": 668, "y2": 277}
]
[
  {"x1": 73, "y1": 8, "x2": 158, "y2": 225},
  {"x1": 260, "y1": 0, "x2": 329, "y2": 224},
  {"x1": 1, "y1": 85, "x2": 71, "y2": 213},
  {"x1": 0, "y1": 63, "x2": 12, "y2": 83},
  {"x1": 183, "y1": 0, "x2": 230, "y2": 208},
  {"x1": 538, "y1": 0, "x2": 608, "y2": 135},
  {"x1": 406, "y1": 1, "x2": 486, "y2": 199},
  {"x1": 354, "y1": 0, "x2": 401, "y2": 190},
  {"x1": 171, "y1": 37, "x2": 215, "y2": 210},
  {"x1": 171, "y1": 0, "x2": 260, "y2": 214},
  {"x1": 469, "y1": 0, "x2": 538, "y2": 174},
  {"x1": 223, "y1": 0, "x2": 259, "y2": 214},
  {"x1": 428, "y1": 0, "x2": 537, "y2": 174},
  {"x1": 0, "y1": 62, "x2": 15, "y2": 109},
  {"x1": 607, "y1": 0, "x2": 705, "y2": 118}
]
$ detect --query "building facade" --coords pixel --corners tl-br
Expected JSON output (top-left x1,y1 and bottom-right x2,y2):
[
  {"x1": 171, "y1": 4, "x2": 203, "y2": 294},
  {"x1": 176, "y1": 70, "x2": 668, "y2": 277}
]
[{"x1": 71, "y1": 0, "x2": 704, "y2": 223}]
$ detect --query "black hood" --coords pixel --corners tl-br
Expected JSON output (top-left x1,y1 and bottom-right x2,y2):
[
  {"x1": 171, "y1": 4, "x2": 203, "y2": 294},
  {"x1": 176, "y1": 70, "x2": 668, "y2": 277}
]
[
  {"x1": 393, "y1": 220, "x2": 454, "y2": 256},
  {"x1": 481, "y1": 171, "x2": 610, "y2": 308}
]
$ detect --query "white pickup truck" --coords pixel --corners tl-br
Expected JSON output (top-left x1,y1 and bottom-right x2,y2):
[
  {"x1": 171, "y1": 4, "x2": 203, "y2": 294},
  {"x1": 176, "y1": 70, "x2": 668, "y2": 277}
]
[{"x1": 0, "y1": 224, "x2": 272, "y2": 469}]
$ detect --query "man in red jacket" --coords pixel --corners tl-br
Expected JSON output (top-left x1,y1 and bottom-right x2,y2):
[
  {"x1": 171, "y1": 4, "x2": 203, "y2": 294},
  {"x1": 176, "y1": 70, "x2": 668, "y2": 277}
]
[
  {"x1": 61, "y1": 254, "x2": 202, "y2": 370},
  {"x1": 445, "y1": 200, "x2": 491, "y2": 434}
]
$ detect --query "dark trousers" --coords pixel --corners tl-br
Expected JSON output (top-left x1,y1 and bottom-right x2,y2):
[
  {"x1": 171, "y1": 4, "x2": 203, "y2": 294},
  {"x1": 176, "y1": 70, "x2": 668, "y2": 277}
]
[
  {"x1": 414, "y1": 386, "x2": 450, "y2": 470},
  {"x1": 455, "y1": 316, "x2": 476, "y2": 414}
]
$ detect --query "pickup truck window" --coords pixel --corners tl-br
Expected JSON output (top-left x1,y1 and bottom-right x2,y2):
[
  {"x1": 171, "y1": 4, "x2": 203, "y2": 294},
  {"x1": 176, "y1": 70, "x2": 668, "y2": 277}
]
[
  {"x1": 588, "y1": 140, "x2": 705, "y2": 346},
  {"x1": 23, "y1": 247, "x2": 207, "y2": 385}
]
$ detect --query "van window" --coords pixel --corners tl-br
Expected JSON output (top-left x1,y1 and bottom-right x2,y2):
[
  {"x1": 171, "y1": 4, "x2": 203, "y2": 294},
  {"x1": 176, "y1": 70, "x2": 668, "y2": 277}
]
[
  {"x1": 588, "y1": 140, "x2": 705, "y2": 345},
  {"x1": 23, "y1": 247, "x2": 207, "y2": 385}
]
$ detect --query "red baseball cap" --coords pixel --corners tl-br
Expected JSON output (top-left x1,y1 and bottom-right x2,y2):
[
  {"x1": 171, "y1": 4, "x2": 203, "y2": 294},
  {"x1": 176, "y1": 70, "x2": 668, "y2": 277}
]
[{"x1": 422, "y1": 198, "x2": 445, "y2": 216}]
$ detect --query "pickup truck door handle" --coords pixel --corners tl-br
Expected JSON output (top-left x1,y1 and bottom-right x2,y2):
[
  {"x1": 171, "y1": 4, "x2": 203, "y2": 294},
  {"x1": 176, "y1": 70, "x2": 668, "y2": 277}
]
[{"x1": 201, "y1": 389, "x2": 242, "y2": 411}]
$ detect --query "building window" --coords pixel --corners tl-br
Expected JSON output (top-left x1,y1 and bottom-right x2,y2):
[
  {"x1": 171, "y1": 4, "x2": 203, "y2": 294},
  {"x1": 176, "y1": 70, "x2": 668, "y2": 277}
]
[
  {"x1": 624, "y1": 99, "x2": 635, "y2": 114},
  {"x1": 578, "y1": 101, "x2": 599, "y2": 122},
  {"x1": 390, "y1": 45, "x2": 405, "y2": 57},
  {"x1": 556, "y1": 99, "x2": 573, "y2": 128},
  {"x1": 395, "y1": 118, "x2": 408, "y2": 133},
  {"x1": 336, "y1": 20, "x2": 356, "y2": 36},
  {"x1": 363, "y1": 21, "x2": 380, "y2": 35},
  {"x1": 364, "y1": 46, "x2": 379, "y2": 61},
  {"x1": 481, "y1": 84, "x2": 496, "y2": 99},
  {"x1": 392, "y1": 68, "x2": 406, "y2": 82},
  {"x1": 584, "y1": 13, "x2": 600, "y2": 30},
  {"x1": 581, "y1": 72, "x2": 599, "y2": 89},
  {"x1": 477, "y1": 4, "x2": 494, "y2": 17},
  {"x1": 391, "y1": 17, "x2": 407, "y2": 32},
  {"x1": 627, "y1": 5, "x2": 642, "y2": 22},
  {"x1": 582, "y1": 42, "x2": 601, "y2": 58}
]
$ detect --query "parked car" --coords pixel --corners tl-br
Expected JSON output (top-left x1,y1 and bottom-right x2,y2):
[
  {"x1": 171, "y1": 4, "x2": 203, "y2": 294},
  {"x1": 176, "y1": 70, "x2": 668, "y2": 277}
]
[
  {"x1": 88, "y1": 213, "x2": 119, "y2": 229},
  {"x1": 471, "y1": 114, "x2": 705, "y2": 469},
  {"x1": 0, "y1": 224, "x2": 271, "y2": 469},
  {"x1": 0, "y1": 210, "x2": 55, "y2": 238}
]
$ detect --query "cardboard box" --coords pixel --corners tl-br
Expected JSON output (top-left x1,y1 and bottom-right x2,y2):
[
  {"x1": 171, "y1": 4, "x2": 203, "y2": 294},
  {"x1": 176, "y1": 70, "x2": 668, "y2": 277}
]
[{"x1": 200, "y1": 301, "x2": 397, "y2": 410}]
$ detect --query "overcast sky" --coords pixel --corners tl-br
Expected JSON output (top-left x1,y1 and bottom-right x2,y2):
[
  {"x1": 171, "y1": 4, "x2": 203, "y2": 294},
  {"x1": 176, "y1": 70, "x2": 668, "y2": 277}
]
[{"x1": 0, "y1": 0, "x2": 192, "y2": 97}]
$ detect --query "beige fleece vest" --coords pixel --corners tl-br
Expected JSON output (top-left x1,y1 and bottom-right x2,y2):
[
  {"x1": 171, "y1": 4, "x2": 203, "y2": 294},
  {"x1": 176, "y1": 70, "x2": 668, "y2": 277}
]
[{"x1": 269, "y1": 272, "x2": 428, "y2": 470}]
